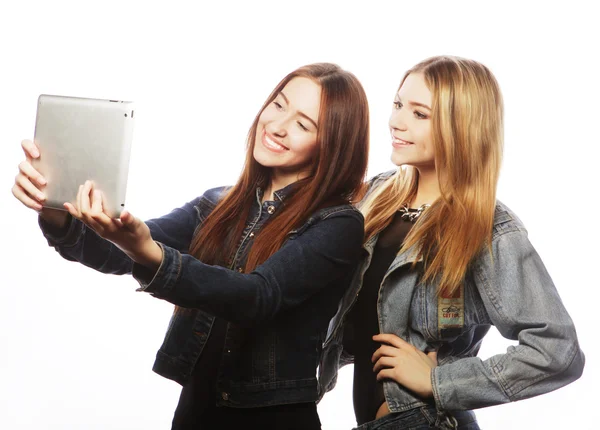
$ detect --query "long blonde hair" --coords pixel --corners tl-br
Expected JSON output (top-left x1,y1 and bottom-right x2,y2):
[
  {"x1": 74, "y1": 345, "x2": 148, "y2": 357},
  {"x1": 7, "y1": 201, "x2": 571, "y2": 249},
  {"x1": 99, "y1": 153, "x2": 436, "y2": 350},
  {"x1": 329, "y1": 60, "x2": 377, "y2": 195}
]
[{"x1": 362, "y1": 56, "x2": 503, "y2": 296}]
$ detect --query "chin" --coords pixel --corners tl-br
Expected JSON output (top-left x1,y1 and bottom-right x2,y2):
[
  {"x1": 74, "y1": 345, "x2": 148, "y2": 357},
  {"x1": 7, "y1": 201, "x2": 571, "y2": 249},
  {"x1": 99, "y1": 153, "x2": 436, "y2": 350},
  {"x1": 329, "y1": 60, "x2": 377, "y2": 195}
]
[
  {"x1": 390, "y1": 153, "x2": 409, "y2": 167},
  {"x1": 253, "y1": 144, "x2": 280, "y2": 168}
]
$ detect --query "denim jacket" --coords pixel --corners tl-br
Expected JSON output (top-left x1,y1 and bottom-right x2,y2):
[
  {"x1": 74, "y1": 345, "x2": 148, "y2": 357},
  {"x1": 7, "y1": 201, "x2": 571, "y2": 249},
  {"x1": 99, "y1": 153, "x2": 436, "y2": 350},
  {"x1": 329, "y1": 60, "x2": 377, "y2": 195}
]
[
  {"x1": 318, "y1": 171, "x2": 585, "y2": 412},
  {"x1": 39, "y1": 184, "x2": 364, "y2": 407}
]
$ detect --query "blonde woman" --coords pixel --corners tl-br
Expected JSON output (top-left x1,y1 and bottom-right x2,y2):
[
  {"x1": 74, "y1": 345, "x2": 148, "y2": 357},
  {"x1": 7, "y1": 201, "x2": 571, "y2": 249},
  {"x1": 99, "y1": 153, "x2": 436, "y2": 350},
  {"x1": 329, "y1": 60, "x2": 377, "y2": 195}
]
[{"x1": 318, "y1": 56, "x2": 584, "y2": 429}]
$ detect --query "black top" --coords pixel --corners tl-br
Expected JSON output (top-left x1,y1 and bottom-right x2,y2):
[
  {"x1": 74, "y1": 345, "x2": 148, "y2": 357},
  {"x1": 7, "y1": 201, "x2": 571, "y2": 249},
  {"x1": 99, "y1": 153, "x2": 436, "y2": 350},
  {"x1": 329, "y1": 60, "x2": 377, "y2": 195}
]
[{"x1": 347, "y1": 209, "x2": 416, "y2": 425}]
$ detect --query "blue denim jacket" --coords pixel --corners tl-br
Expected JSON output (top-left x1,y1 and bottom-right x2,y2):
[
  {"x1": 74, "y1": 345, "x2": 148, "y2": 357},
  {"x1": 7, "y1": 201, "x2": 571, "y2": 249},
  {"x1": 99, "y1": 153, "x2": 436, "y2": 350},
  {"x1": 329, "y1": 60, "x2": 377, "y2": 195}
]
[
  {"x1": 318, "y1": 171, "x2": 585, "y2": 412},
  {"x1": 39, "y1": 184, "x2": 364, "y2": 407}
]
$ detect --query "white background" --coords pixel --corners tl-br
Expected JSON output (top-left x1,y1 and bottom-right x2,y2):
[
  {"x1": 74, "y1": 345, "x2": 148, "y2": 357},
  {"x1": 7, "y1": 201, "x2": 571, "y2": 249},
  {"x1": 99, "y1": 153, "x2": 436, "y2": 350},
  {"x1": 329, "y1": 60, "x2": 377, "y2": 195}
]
[{"x1": 1, "y1": 1, "x2": 598, "y2": 429}]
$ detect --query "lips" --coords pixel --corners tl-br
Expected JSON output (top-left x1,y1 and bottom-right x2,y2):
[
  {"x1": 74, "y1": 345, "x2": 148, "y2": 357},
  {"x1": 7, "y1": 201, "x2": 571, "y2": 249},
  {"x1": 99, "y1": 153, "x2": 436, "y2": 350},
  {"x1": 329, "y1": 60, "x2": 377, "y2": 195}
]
[
  {"x1": 262, "y1": 129, "x2": 289, "y2": 152},
  {"x1": 392, "y1": 135, "x2": 414, "y2": 147}
]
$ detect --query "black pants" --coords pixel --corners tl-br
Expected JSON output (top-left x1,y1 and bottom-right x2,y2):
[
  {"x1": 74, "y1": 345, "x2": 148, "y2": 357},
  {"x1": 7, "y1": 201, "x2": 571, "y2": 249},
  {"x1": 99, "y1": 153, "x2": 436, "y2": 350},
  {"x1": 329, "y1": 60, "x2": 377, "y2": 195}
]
[{"x1": 172, "y1": 397, "x2": 322, "y2": 430}]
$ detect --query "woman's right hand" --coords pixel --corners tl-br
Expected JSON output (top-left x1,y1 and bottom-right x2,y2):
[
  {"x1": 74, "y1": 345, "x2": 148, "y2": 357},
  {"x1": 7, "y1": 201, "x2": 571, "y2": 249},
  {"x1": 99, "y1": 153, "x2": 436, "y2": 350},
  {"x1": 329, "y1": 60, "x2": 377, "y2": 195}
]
[{"x1": 12, "y1": 139, "x2": 68, "y2": 228}]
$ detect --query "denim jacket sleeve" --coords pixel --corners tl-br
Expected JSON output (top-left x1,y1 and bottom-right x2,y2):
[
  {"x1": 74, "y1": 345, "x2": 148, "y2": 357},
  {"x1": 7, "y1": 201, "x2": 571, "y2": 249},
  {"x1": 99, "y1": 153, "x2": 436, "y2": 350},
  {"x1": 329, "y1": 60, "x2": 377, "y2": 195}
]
[
  {"x1": 431, "y1": 228, "x2": 585, "y2": 411},
  {"x1": 132, "y1": 210, "x2": 365, "y2": 325},
  {"x1": 38, "y1": 196, "x2": 205, "y2": 275}
]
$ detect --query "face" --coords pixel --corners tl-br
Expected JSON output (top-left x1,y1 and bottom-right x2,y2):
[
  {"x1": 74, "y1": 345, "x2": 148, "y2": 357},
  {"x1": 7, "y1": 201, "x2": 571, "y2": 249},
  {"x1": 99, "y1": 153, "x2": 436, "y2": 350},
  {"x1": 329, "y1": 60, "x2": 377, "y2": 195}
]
[
  {"x1": 253, "y1": 77, "x2": 321, "y2": 178},
  {"x1": 389, "y1": 73, "x2": 434, "y2": 170}
]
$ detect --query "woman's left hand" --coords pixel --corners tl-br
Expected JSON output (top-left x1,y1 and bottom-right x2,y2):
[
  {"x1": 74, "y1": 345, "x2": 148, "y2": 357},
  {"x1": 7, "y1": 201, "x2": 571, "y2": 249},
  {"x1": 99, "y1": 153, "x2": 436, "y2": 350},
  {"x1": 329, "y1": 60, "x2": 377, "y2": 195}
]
[
  {"x1": 64, "y1": 180, "x2": 162, "y2": 270},
  {"x1": 372, "y1": 333, "x2": 438, "y2": 399}
]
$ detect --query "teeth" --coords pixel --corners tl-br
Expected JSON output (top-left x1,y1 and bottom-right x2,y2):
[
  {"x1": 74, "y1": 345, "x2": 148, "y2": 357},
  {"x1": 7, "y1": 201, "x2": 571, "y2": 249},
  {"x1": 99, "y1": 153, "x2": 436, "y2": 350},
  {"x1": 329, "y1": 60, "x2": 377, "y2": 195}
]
[
  {"x1": 393, "y1": 138, "x2": 413, "y2": 145},
  {"x1": 265, "y1": 134, "x2": 286, "y2": 150}
]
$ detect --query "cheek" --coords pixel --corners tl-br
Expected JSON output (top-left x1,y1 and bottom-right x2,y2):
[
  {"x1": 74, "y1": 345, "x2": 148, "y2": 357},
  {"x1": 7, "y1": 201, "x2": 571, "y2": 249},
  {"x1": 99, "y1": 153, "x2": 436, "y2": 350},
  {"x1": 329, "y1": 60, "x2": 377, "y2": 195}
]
[
  {"x1": 416, "y1": 124, "x2": 433, "y2": 150},
  {"x1": 258, "y1": 105, "x2": 276, "y2": 125},
  {"x1": 294, "y1": 136, "x2": 319, "y2": 159}
]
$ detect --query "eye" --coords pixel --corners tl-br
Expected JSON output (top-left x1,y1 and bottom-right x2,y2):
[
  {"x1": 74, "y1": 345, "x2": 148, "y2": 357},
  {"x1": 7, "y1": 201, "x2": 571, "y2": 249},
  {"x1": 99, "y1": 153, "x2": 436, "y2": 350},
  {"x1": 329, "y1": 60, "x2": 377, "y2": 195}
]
[
  {"x1": 414, "y1": 111, "x2": 428, "y2": 119},
  {"x1": 297, "y1": 121, "x2": 309, "y2": 132},
  {"x1": 393, "y1": 101, "x2": 402, "y2": 109},
  {"x1": 273, "y1": 101, "x2": 284, "y2": 111}
]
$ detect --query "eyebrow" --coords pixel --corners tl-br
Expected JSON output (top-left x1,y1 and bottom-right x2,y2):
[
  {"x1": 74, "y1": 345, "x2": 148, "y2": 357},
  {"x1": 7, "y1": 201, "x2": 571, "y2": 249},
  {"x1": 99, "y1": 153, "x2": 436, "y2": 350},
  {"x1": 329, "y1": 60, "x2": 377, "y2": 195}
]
[
  {"x1": 396, "y1": 95, "x2": 431, "y2": 111},
  {"x1": 279, "y1": 91, "x2": 319, "y2": 129}
]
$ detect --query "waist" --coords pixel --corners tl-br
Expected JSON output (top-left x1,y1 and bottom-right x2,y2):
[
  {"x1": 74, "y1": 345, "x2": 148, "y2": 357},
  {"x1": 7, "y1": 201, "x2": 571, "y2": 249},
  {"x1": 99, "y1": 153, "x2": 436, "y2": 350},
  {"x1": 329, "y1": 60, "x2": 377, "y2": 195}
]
[{"x1": 354, "y1": 405, "x2": 478, "y2": 430}]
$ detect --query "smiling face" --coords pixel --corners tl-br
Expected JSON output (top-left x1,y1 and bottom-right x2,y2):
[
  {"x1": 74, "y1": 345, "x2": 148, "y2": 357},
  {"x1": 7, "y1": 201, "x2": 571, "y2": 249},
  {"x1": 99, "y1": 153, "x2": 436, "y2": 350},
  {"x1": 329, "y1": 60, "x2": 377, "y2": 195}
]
[
  {"x1": 253, "y1": 77, "x2": 321, "y2": 179},
  {"x1": 389, "y1": 72, "x2": 435, "y2": 171}
]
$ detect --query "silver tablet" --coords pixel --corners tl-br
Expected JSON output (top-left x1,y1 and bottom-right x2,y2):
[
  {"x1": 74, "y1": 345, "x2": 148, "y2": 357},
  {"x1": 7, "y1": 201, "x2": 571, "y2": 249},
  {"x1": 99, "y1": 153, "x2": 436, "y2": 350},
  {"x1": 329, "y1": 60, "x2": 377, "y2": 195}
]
[{"x1": 32, "y1": 94, "x2": 135, "y2": 218}]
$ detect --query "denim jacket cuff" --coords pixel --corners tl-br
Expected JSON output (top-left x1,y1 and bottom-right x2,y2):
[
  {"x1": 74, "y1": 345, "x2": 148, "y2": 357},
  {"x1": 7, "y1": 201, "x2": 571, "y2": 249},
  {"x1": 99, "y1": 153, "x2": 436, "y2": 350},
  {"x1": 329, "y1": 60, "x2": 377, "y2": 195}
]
[
  {"x1": 38, "y1": 214, "x2": 83, "y2": 248},
  {"x1": 133, "y1": 242, "x2": 183, "y2": 296},
  {"x1": 431, "y1": 367, "x2": 445, "y2": 411}
]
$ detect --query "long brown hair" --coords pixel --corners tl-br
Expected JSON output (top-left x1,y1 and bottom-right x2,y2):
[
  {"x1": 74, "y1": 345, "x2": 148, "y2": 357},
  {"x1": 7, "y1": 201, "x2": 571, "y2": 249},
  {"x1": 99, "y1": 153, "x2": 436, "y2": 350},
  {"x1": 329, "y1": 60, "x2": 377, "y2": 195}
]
[
  {"x1": 362, "y1": 56, "x2": 503, "y2": 296},
  {"x1": 189, "y1": 63, "x2": 369, "y2": 271}
]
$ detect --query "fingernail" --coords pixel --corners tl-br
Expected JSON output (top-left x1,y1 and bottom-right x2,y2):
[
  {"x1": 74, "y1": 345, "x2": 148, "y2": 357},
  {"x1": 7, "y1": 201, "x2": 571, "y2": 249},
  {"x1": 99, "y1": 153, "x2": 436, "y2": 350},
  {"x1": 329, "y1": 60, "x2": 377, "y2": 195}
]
[
  {"x1": 38, "y1": 193, "x2": 46, "y2": 201},
  {"x1": 32, "y1": 148, "x2": 40, "y2": 157},
  {"x1": 38, "y1": 177, "x2": 47, "y2": 185}
]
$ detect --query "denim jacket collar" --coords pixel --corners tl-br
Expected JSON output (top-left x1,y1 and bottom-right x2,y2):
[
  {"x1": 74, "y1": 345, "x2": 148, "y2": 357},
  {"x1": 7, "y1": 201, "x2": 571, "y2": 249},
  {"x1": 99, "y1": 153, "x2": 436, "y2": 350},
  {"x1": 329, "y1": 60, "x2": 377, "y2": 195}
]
[{"x1": 256, "y1": 181, "x2": 300, "y2": 204}]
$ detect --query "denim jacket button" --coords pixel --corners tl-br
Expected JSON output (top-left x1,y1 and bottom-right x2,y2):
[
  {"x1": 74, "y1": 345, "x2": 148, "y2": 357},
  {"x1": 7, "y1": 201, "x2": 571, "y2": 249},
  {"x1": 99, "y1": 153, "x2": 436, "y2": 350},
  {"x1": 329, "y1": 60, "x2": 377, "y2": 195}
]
[
  {"x1": 221, "y1": 392, "x2": 230, "y2": 401},
  {"x1": 267, "y1": 205, "x2": 276, "y2": 214},
  {"x1": 249, "y1": 232, "x2": 255, "y2": 238},
  {"x1": 237, "y1": 267, "x2": 243, "y2": 273}
]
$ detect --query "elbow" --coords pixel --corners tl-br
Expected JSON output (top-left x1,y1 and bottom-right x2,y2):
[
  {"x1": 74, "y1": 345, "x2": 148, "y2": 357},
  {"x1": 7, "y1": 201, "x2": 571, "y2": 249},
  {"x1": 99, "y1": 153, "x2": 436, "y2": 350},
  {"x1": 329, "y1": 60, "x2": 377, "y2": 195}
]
[
  {"x1": 544, "y1": 337, "x2": 585, "y2": 388},
  {"x1": 562, "y1": 344, "x2": 585, "y2": 384},
  {"x1": 556, "y1": 324, "x2": 586, "y2": 384}
]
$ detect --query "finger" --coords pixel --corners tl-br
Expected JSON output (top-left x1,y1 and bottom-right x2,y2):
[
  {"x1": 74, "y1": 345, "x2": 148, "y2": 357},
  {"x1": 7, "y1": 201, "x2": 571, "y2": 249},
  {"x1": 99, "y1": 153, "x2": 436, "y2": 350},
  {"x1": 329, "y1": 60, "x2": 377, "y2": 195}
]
[
  {"x1": 89, "y1": 191, "x2": 119, "y2": 232},
  {"x1": 372, "y1": 345, "x2": 401, "y2": 363},
  {"x1": 21, "y1": 139, "x2": 40, "y2": 160},
  {"x1": 12, "y1": 184, "x2": 43, "y2": 211},
  {"x1": 91, "y1": 189, "x2": 103, "y2": 213},
  {"x1": 75, "y1": 184, "x2": 86, "y2": 218},
  {"x1": 15, "y1": 172, "x2": 46, "y2": 203},
  {"x1": 376, "y1": 368, "x2": 396, "y2": 382},
  {"x1": 373, "y1": 356, "x2": 398, "y2": 373},
  {"x1": 80, "y1": 180, "x2": 93, "y2": 215},
  {"x1": 426, "y1": 350, "x2": 438, "y2": 366},
  {"x1": 18, "y1": 160, "x2": 46, "y2": 186},
  {"x1": 373, "y1": 333, "x2": 408, "y2": 349},
  {"x1": 119, "y1": 210, "x2": 138, "y2": 231},
  {"x1": 82, "y1": 214, "x2": 104, "y2": 232},
  {"x1": 64, "y1": 202, "x2": 81, "y2": 219}
]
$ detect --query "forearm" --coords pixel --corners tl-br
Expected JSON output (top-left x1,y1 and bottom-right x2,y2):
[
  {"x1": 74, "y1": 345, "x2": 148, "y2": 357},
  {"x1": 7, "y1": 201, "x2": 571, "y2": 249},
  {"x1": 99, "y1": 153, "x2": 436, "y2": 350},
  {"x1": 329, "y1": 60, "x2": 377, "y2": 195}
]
[
  {"x1": 133, "y1": 212, "x2": 364, "y2": 324},
  {"x1": 133, "y1": 244, "x2": 285, "y2": 323},
  {"x1": 431, "y1": 340, "x2": 585, "y2": 411}
]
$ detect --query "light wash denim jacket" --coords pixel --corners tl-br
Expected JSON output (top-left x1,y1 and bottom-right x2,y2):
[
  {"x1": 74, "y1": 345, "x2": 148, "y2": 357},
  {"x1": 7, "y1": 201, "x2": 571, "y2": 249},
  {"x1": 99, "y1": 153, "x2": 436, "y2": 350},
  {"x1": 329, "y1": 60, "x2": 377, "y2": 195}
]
[
  {"x1": 39, "y1": 184, "x2": 365, "y2": 407},
  {"x1": 318, "y1": 171, "x2": 585, "y2": 413}
]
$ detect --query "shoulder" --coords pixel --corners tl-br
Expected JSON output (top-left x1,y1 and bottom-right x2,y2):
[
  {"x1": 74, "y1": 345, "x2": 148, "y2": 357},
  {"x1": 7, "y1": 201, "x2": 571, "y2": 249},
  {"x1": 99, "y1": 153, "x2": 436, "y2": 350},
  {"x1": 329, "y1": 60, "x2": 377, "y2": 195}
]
[
  {"x1": 289, "y1": 203, "x2": 364, "y2": 239},
  {"x1": 492, "y1": 200, "x2": 528, "y2": 239},
  {"x1": 181, "y1": 186, "x2": 231, "y2": 221},
  {"x1": 201, "y1": 186, "x2": 232, "y2": 207},
  {"x1": 358, "y1": 169, "x2": 398, "y2": 204},
  {"x1": 368, "y1": 170, "x2": 397, "y2": 190}
]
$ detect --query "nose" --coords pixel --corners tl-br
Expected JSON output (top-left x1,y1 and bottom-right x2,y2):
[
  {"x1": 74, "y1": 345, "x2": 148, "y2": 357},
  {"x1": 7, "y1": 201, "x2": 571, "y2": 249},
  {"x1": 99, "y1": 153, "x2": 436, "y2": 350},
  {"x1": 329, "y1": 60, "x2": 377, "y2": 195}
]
[
  {"x1": 266, "y1": 115, "x2": 289, "y2": 138},
  {"x1": 389, "y1": 108, "x2": 408, "y2": 132}
]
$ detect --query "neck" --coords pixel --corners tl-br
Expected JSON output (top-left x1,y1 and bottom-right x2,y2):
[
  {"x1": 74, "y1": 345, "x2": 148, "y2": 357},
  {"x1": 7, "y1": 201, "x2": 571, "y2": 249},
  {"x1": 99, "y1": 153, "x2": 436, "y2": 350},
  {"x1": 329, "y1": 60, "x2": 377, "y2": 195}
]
[
  {"x1": 411, "y1": 167, "x2": 441, "y2": 208},
  {"x1": 263, "y1": 168, "x2": 307, "y2": 202}
]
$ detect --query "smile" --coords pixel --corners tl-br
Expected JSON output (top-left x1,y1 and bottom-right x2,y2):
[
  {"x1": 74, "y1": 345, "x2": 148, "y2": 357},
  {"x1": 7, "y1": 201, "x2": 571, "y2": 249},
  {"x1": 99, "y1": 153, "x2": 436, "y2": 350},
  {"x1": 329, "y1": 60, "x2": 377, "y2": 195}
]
[
  {"x1": 262, "y1": 130, "x2": 289, "y2": 153},
  {"x1": 392, "y1": 136, "x2": 414, "y2": 148}
]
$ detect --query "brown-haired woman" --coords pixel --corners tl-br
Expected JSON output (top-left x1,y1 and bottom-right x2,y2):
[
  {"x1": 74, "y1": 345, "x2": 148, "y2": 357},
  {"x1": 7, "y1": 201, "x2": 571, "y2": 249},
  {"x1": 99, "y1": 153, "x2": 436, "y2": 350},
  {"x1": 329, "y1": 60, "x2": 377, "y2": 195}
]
[
  {"x1": 12, "y1": 63, "x2": 369, "y2": 429},
  {"x1": 318, "y1": 56, "x2": 584, "y2": 429}
]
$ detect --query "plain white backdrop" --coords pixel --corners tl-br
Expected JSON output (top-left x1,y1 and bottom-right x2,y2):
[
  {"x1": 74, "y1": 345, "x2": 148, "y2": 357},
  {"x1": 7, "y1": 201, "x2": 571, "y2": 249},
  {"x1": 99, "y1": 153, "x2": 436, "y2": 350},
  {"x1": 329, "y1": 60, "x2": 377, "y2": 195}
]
[{"x1": 1, "y1": 1, "x2": 598, "y2": 429}]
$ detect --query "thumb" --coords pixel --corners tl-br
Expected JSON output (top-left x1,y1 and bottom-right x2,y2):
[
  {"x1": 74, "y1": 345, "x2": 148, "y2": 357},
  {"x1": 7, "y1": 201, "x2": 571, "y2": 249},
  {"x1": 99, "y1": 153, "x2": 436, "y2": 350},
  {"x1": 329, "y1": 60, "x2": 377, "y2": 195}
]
[
  {"x1": 119, "y1": 210, "x2": 138, "y2": 231},
  {"x1": 426, "y1": 350, "x2": 438, "y2": 366}
]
